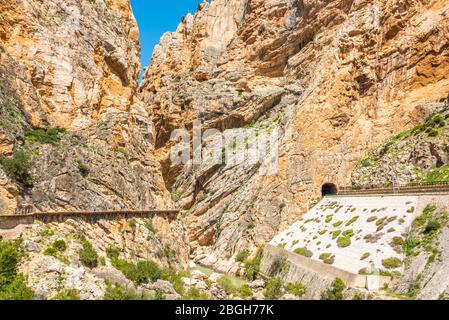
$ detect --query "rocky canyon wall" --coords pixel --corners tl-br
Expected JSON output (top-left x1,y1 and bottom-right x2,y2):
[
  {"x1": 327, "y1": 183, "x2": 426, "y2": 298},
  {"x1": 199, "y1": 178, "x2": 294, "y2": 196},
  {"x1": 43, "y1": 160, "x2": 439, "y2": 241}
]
[
  {"x1": 0, "y1": 0, "x2": 189, "y2": 270},
  {"x1": 140, "y1": 0, "x2": 449, "y2": 272},
  {"x1": 0, "y1": 0, "x2": 172, "y2": 213}
]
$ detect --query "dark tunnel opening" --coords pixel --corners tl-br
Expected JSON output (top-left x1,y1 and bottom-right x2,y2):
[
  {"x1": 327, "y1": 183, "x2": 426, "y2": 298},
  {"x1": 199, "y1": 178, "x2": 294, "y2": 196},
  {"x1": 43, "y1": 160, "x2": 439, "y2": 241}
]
[{"x1": 321, "y1": 183, "x2": 338, "y2": 197}]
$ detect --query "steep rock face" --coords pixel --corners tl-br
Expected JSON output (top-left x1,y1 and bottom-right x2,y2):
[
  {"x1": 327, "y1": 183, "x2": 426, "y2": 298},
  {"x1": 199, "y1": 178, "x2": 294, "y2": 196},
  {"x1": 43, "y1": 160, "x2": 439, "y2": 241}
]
[
  {"x1": 140, "y1": 0, "x2": 449, "y2": 271},
  {"x1": 0, "y1": 0, "x2": 173, "y2": 213},
  {"x1": 0, "y1": 0, "x2": 140, "y2": 129},
  {"x1": 352, "y1": 103, "x2": 449, "y2": 187}
]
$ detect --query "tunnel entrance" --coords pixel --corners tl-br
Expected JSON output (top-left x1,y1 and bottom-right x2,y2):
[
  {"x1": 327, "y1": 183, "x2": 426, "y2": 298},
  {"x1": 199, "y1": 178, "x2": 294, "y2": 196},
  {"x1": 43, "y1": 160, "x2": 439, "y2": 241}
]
[{"x1": 321, "y1": 183, "x2": 338, "y2": 197}]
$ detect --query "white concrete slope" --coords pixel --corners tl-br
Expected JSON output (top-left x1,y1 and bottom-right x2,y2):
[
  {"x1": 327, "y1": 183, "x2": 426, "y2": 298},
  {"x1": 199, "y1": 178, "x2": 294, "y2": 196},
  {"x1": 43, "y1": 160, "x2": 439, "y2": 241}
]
[{"x1": 270, "y1": 196, "x2": 421, "y2": 275}]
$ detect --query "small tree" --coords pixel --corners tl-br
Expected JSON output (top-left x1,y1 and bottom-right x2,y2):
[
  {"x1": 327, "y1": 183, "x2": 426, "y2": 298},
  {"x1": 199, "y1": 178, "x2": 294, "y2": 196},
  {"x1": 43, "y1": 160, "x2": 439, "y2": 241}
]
[
  {"x1": 263, "y1": 278, "x2": 283, "y2": 299},
  {"x1": 79, "y1": 239, "x2": 98, "y2": 268},
  {"x1": 321, "y1": 278, "x2": 346, "y2": 300}
]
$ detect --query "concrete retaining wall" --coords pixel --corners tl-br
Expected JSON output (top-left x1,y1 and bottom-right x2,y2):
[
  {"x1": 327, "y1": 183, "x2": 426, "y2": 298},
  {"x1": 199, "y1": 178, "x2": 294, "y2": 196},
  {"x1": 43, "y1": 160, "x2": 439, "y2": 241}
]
[{"x1": 260, "y1": 245, "x2": 392, "y2": 294}]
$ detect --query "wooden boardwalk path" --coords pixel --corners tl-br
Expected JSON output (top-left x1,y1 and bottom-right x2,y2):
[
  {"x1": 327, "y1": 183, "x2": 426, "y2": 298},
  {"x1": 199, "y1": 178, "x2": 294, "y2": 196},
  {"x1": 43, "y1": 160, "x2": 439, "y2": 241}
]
[{"x1": 0, "y1": 209, "x2": 179, "y2": 230}]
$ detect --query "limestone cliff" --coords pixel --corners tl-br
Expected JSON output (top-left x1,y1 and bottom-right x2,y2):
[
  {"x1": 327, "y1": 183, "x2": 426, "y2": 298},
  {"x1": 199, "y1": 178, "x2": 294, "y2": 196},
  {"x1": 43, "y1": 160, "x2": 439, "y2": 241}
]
[
  {"x1": 0, "y1": 0, "x2": 171, "y2": 213},
  {"x1": 140, "y1": 0, "x2": 449, "y2": 272}
]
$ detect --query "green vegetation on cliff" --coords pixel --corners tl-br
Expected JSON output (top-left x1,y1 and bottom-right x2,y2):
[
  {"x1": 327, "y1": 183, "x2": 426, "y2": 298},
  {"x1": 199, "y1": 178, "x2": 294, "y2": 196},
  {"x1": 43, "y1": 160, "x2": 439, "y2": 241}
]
[
  {"x1": 352, "y1": 105, "x2": 449, "y2": 187},
  {"x1": 106, "y1": 246, "x2": 187, "y2": 295},
  {"x1": 0, "y1": 149, "x2": 34, "y2": 187},
  {"x1": 25, "y1": 128, "x2": 66, "y2": 145},
  {"x1": 0, "y1": 239, "x2": 34, "y2": 300},
  {"x1": 321, "y1": 278, "x2": 346, "y2": 300},
  {"x1": 244, "y1": 247, "x2": 263, "y2": 281}
]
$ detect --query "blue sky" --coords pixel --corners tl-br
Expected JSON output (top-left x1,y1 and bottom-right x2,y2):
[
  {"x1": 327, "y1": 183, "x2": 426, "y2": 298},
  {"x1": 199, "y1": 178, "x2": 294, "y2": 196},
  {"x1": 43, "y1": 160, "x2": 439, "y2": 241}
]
[{"x1": 130, "y1": 1, "x2": 200, "y2": 73}]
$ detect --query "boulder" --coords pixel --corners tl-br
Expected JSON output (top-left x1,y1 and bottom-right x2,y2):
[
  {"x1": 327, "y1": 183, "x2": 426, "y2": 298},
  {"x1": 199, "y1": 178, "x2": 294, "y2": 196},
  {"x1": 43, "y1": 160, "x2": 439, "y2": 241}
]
[
  {"x1": 182, "y1": 277, "x2": 197, "y2": 286},
  {"x1": 209, "y1": 272, "x2": 221, "y2": 282},
  {"x1": 191, "y1": 269, "x2": 207, "y2": 279},
  {"x1": 24, "y1": 240, "x2": 41, "y2": 253},
  {"x1": 250, "y1": 279, "x2": 266, "y2": 289}
]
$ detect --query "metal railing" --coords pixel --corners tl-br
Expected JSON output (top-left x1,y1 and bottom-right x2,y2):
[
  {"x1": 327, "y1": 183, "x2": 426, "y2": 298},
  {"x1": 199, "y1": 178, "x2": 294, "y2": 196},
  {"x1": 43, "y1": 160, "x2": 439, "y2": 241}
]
[
  {"x1": 9, "y1": 207, "x2": 179, "y2": 217},
  {"x1": 339, "y1": 181, "x2": 449, "y2": 195},
  {"x1": 14, "y1": 206, "x2": 34, "y2": 215}
]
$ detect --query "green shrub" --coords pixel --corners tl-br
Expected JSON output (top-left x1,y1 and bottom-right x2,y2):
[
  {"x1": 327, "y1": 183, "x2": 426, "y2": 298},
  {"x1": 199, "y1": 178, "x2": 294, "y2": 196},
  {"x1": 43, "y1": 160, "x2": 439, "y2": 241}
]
[
  {"x1": 337, "y1": 236, "x2": 351, "y2": 248},
  {"x1": 106, "y1": 246, "x2": 120, "y2": 260},
  {"x1": 40, "y1": 229, "x2": 55, "y2": 238},
  {"x1": 342, "y1": 229, "x2": 354, "y2": 238},
  {"x1": 333, "y1": 221, "x2": 343, "y2": 227},
  {"x1": 428, "y1": 114, "x2": 446, "y2": 128},
  {"x1": 284, "y1": 282, "x2": 307, "y2": 296},
  {"x1": 403, "y1": 238, "x2": 421, "y2": 256},
  {"x1": 0, "y1": 274, "x2": 34, "y2": 300},
  {"x1": 331, "y1": 230, "x2": 341, "y2": 239},
  {"x1": 424, "y1": 220, "x2": 441, "y2": 234},
  {"x1": 153, "y1": 288, "x2": 166, "y2": 300},
  {"x1": 44, "y1": 239, "x2": 67, "y2": 257},
  {"x1": 319, "y1": 253, "x2": 335, "y2": 265},
  {"x1": 237, "y1": 284, "x2": 252, "y2": 298},
  {"x1": 376, "y1": 217, "x2": 387, "y2": 226},
  {"x1": 0, "y1": 149, "x2": 33, "y2": 186},
  {"x1": 78, "y1": 239, "x2": 98, "y2": 268},
  {"x1": 359, "y1": 158, "x2": 375, "y2": 168},
  {"x1": 263, "y1": 278, "x2": 283, "y2": 299},
  {"x1": 236, "y1": 250, "x2": 250, "y2": 263},
  {"x1": 382, "y1": 258, "x2": 402, "y2": 269},
  {"x1": 77, "y1": 161, "x2": 89, "y2": 177},
  {"x1": 182, "y1": 287, "x2": 209, "y2": 300},
  {"x1": 0, "y1": 240, "x2": 34, "y2": 300},
  {"x1": 352, "y1": 292, "x2": 365, "y2": 300},
  {"x1": 321, "y1": 278, "x2": 345, "y2": 300},
  {"x1": 104, "y1": 282, "x2": 147, "y2": 300},
  {"x1": 217, "y1": 275, "x2": 252, "y2": 298},
  {"x1": 171, "y1": 191, "x2": 183, "y2": 203},
  {"x1": 360, "y1": 252, "x2": 370, "y2": 260},
  {"x1": 407, "y1": 207, "x2": 415, "y2": 213},
  {"x1": 24, "y1": 128, "x2": 65, "y2": 144},
  {"x1": 415, "y1": 204, "x2": 437, "y2": 227},
  {"x1": 51, "y1": 289, "x2": 80, "y2": 300},
  {"x1": 110, "y1": 255, "x2": 187, "y2": 295},
  {"x1": 145, "y1": 220, "x2": 156, "y2": 233},
  {"x1": 358, "y1": 268, "x2": 371, "y2": 275},
  {"x1": 244, "y1": 247, "x2": 263, "y2": 281},
  {"x1": 428, "y1": 128, "x2": 440, "y2": 137},
  {"x1": 157, "y1": 244, "x2": 177, "y2": 260},
  {"x1": 294, "y1": 247, "x2": 313, "y2": 258},
  {"x1": 112, "y1": 258, "x2": 160, "y2": 286},
  {"x1": 135, "y1": 261, "x2": 162, "y2": 285},
  {"x1": 43, "y1": 246, "x2": 57, "y2": 257},
  {"x1": 0, "y1": 240, "x2": 23, "y2": 283},
  {"x1": 325, "y1": 215, "x2": 333, "y2": 223},
  {"x1": 346, "y1": 216, "x2": 359, "y2": 227},
  {"x1": 217, "y1": 275, "x2": 235, "y2": 294},
  {"x1": 52, "y1": 240, "x2": 67, "y2": 252},
  {"x1": 426, "y1": 164, "x2": 449, "y2": 183},
  {"x1": 392, "y1": 237, "x2": 404, "y2": 246},
  {"x1": 277, "y1": 243, "x2": 286, "y2": 249}
]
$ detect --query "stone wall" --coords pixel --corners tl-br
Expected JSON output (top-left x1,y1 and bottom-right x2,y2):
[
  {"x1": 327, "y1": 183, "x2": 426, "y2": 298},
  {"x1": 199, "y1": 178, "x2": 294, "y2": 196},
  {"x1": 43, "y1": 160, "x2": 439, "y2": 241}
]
[{"x1": 260, "y1": 244, "x2": 391, "y2": 298}]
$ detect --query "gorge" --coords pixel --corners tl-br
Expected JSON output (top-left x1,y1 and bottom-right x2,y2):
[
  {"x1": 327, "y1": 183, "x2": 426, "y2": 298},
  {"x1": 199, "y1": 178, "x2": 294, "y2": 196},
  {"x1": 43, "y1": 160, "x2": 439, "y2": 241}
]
[{"x1": 1, "y1": 0, "x2": 449, "y2": 300}]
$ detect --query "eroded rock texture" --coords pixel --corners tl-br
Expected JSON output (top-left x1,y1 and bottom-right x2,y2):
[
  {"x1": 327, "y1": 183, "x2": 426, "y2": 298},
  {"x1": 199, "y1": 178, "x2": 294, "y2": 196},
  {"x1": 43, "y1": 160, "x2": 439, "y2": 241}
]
[
  {"x1": 0, "y1": 0, "x2": 189, "y2": 276},
  {"x1": 15, "y1": 214, "x2": 188, "y2": 299},
  {"x1": 0, "y1": 0, "x2": 171, "y2": 213},
  {"x1": 140, "y1": 0, "x2": 449, "y2": 271}
]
